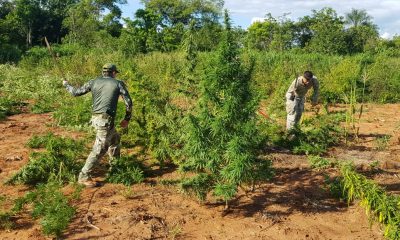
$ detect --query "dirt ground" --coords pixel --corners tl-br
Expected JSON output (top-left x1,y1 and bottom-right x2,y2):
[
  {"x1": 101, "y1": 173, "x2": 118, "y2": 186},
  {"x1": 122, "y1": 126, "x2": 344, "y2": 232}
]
[{"x1": 1, "y1": 104, "x2": 400, "y2": 239}]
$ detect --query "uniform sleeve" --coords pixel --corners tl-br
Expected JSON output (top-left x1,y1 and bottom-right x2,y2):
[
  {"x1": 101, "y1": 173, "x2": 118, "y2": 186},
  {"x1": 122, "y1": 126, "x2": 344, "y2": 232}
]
[
  {"x1": 118, "y1": 81, "x2": 133, "y2": 121},
  {"x1": 286, "y1": 78, "x2": 297, "y2": 95},
  {"x1": 311, "y1": 77, "x2": 319, "y2": 104},
  {"x1": 64, "y1": 80, "x2": 93, "y2": 96}
]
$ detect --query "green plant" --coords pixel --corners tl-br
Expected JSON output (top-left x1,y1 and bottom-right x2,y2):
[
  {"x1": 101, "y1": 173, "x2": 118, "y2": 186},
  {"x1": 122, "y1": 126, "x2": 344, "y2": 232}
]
[
  {"x1": 8, "y1": 134, "x2": 85, "y2": 185},
  {"x1": 0, "y1": 98, "x2": 24, "y2": 120},
  {"x1": 369, "y1": 160, "x2": 379, "y2": 169},
  {"x1": 343, "y1": 66, "x2": 368, "y2": 143},
  {"x1": 324, "y1": 174, "x2": 347, "y2": 201},
  {"x1": 106, "y1": 156, "x2": 145, "y2": 185},
  {"x1": 180, "y1": 173, "x2": 213, "y2": 201},
  {"x1": 12, "y1": 179, "x2": 76, "y2": 237},
  {"x1": 179, "y1": 12, "x2": 274, "y2": 205},
  {"x1": 168, "y1": 223, "x2": 182, "y2": 240},
  {"x1": 308, "y1": 155, "x2": 332, "y2": 170},
  {"x1": 52, "y1": 95, "x2": 92, "y2": 128},
  {"x1": 287, "y1": 113, "x2": 344, "y2": 155},
  {"x1": 26, "y1": 132, "x2": 56, "y2": 148},
  {"x1": 374, "y1": 135, "x2": 391, "y2": 151},
  {"x1": 331, "y1": 164, "x2": 400, "y2": 239},
  {"x1": 119, "y1": 186, "x2": 136, "y2": 199},
  {"x1": 0, "y1": 212, "x2": 13, "y2": 230}
]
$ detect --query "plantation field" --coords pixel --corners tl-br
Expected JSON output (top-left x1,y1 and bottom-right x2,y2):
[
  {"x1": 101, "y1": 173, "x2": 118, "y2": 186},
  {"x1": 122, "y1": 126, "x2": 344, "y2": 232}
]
[{"x1": 1, "y1": 103, "x2": 399, "y2": 239}]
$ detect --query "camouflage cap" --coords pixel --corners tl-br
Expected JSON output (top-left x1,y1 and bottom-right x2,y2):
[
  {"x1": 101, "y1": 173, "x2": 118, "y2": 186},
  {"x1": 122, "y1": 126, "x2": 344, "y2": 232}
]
[{"x1": 102, "y1": 63, "x2": 119, "y2": 73}]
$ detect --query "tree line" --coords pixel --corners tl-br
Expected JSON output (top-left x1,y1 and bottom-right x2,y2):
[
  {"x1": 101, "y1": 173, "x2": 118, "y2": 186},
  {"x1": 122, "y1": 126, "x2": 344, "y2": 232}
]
[{"x1": 1, "y1": 0, "x2": 400, "y2": 63}]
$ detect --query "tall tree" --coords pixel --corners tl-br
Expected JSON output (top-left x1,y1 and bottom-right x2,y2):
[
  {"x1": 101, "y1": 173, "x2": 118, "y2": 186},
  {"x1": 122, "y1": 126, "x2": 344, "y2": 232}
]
[
  {"x1": 10, "y1": 0, "x2": 78, "y2": 46},
  {"x1": 247, "y1": 13, "x2": 295, "y2": 51},
  {"x1": 136, "y1": 0, "x2": 223, "y2": 52},
  {"x1": 344, "y1": 9, "x2": 378, "y2": 54},
  {"x1": 63, "y1": 0, "x2": 126, "y2": 44},
  {"x1": 345, "y1": 8, "x2": 373, "y2": 28},
  {"x1": 304, "y1": 8, "x2": 347, "y2": 54}
]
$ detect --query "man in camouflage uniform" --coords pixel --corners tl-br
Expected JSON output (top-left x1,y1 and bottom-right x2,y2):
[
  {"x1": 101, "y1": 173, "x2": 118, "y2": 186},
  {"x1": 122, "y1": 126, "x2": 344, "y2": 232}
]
[
  {"x1": 286, "y1": 71, "x2": 319, "y2": 130},
  {"x1": 63, "y1": 63, "x2": 133, "y2": 187}
]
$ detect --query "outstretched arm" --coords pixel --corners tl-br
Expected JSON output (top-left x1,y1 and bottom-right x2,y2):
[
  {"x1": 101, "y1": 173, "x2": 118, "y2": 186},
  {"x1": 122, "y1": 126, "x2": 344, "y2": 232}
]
[
  {"x1": 63, "y1": 80, "x2": 93, "y2": 96},
  {"x1": 311, "y1": 77, "x2": 320, "y2": 105},
  {"x1": 118, "y1": 81, "x2": 133, "y2": 127}
]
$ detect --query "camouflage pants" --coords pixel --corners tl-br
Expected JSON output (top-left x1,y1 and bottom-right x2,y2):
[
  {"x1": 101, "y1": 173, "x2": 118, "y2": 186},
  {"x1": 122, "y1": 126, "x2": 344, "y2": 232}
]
[
  {"x1": 78, "y1": 114, "x2": 120, "y2": 181},
  {"x1": 286, "y1": 93, "x2": 305, "y2": 130}
]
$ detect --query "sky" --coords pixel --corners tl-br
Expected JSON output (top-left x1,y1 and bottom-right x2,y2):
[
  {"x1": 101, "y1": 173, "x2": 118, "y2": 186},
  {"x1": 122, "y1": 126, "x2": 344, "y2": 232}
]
[{"x1": 119, "y1": 0, "x2": 400, "y2": 39}]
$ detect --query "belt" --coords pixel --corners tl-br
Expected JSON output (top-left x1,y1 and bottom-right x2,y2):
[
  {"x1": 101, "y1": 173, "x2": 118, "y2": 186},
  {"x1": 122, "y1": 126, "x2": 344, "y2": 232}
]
[{"x1": 93, "y1": 112, "x2": 114, "y2": 120}]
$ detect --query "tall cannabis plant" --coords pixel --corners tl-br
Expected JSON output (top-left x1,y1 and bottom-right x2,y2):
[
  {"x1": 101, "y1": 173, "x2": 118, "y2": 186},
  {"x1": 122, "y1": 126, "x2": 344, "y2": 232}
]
[{"x1": 180, "y1": 11, "x2": 273, "y2": 206}]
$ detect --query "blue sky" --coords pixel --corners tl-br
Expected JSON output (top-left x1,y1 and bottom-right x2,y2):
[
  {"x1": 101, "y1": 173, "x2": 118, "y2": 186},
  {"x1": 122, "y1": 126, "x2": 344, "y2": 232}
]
[{"x1": 120, "y1": 0, "x2": 400, "y2": 39}]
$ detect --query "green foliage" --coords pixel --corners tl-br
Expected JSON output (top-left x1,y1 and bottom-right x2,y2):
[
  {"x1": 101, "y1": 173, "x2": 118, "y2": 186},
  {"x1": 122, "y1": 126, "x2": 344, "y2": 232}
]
[
  {"x1": 139, "y1": 0, "x2": 224, "y2": 52},
  {"x1": 289, "y1": 113, "x2": 344, "y2": 155},
  {"x1": 374, "y1": 135, "x2": 391, "y2": 151},
  {"x1": 8, "y1": 134, "x2": 85, "y2": 185},
  {"x1": 26, "y1": 132, "x2": 56, "y2": 148},
  {"x1": 367, "y1": 55, "x2": 400, "y2": 103},
  {"x1": 305, "y1": 8, "x2": 346, "y2": 55},
  {"x1": 246, "y1": 13, "x2": 295, "y2": 51},
  {"x1": 126, "y1": 51, "x2": 191, "y2": 166},
  {"x1": 324, "y1": 174, "x2": 347, "y2": 201},
  {"x1": 52, "y1": 95, "x2": 92, "y2": 127},
  {"x1": 12, "y1": 180, "x2": 76, "y2": 237},
  {"x1": 0, "y1": 64, "x2": 64, "y2": 116},
  {"x1": 0, "y1": 97, "x2": 23, "y2": 120},
  {"x1": 308, "y1": 155, "x2": 332, "y2": 170},
  {"x1": 333, "y1": 164, "x2": 400, "y2": 239},
  {"x1": 180, "y1": 173, "x2": 213, "y2": 201},
  {"x1": 0, "y1": 212, "x2": 13, "y2": 230},
  {"x1": 0, "y1": 43, "x2": 21, "y2": 63},
  {"x1": 180, "y1": 12, "x2": 273, "y2": 202},
  {"x1": 106, "y1": 156, "x2": 145, "y2": 185},
  {"x1": 322, "y1": 57, "x2": 362, "y2": 103}
]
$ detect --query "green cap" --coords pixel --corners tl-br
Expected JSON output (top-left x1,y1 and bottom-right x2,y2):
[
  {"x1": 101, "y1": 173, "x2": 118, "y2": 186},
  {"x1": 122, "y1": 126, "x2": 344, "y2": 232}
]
[{"x1": 102, "y1": 63, "x2": 119, "y2": 73}]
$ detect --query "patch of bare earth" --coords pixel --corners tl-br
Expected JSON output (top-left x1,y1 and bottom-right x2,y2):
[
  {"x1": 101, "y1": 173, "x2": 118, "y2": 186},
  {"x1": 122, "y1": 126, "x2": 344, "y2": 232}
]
[{"x1": 3, "y1": 104, "x2": 398, "y2": 239}]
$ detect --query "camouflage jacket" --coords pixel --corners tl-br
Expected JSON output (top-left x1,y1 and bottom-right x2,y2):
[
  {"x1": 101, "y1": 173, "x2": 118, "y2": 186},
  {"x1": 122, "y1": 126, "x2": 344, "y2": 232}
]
[{"x1": 64, "y1": 76, "x2": 133, "y2": 121}]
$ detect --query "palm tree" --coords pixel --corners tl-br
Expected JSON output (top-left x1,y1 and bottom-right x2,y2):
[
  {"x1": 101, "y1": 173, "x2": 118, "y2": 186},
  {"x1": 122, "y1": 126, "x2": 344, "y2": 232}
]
[{"x1": 345, "y1": 8, "x2": 372, "y2": 28}]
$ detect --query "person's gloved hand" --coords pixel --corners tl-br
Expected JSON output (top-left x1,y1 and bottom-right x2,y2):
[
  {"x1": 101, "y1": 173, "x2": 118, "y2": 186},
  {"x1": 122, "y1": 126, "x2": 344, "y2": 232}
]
[{"x1": 120, "y1": 119, "x2": 129, "y2": 128}]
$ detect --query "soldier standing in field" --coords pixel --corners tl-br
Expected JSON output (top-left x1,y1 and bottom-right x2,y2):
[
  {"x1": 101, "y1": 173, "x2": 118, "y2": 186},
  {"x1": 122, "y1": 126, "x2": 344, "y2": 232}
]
[
  {"x1": 285, "y1": 70, "x2": 319, "y2": 130},
  {"x1": 63, "y1": 63, "x2": 133, "y2": 187}
]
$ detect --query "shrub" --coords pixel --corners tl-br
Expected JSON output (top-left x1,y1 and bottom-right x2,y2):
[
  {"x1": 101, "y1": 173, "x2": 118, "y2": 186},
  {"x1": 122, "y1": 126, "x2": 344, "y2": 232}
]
[
  {"x1": 179, "y1": 12, "x2": 274, "y2": 205},
  {"x1": 292, "y1": 113, "x2": 344, "y2": 155},
  {"x1": 8, "y1": 134, "x2": 85, "y2": 185},
  {"x1": 12, "y1": 180, "x2": 76, "y2": 237},
  {"x1": 0, "y1": 98, "x2": 24, "y2": 120},
  {"x1": 0, "y1": 44, "x2": 21, "y2": 63},
  {"x1": 329, "y1": 164, "x2": 400, "y2": 239},
  {"x1": 106, "y1": 156, "x2": 145, "y2": 185},
  {"x1": 308, "y1": 155, "x2": 332, "y2": 170}
]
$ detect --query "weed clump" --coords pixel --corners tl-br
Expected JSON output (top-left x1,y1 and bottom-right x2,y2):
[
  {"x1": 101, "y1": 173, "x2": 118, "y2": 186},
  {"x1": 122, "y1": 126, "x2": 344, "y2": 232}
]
[
  {"x1": 0, "y1": 212, "x2": 13, "y2": 230},
  {"x1": 308, "y1": 155, "x2": 332, "y2": 170},
  {"x1": 0, "y1": 98, "x2": 24, "y2": 120},
  {"x1": 328, "y1": 164, "x2": 400, "y2": 239},
  {"x1": 8, "y1": 134, "x2": 85, "y2": 185},
  {"x1": 12, "y1": 179, "x2": 76, "y2": 237},
  {"x1": 274, "y1": 113, "x2": 344, "y2": 155},
  {"x1": 106, "y1": 156, "x2": 145, "y2": 185}
]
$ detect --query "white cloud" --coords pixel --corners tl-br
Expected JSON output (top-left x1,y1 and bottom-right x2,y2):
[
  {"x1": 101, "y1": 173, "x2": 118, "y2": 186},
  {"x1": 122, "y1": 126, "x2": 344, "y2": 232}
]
[
  {"x1": 251, "y1": 17, "x2": 265, "y2": 24},
  {"x1": 381, "y1": 32, "x2": 392, "y2": 39},
  {"x1": 224, "y1": 0, "x2": 400, "y2": 38}
]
